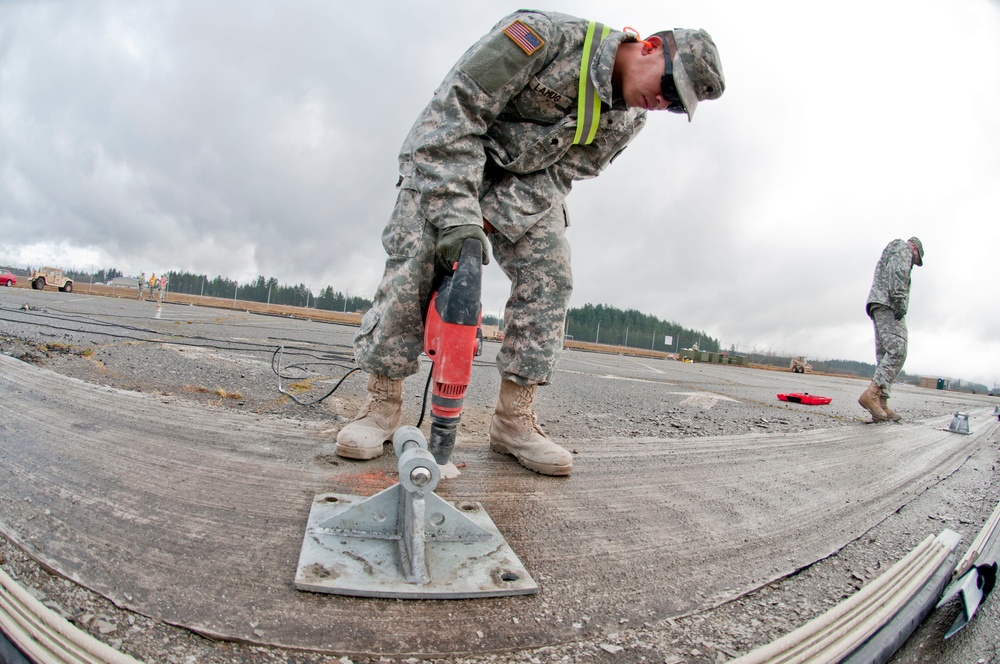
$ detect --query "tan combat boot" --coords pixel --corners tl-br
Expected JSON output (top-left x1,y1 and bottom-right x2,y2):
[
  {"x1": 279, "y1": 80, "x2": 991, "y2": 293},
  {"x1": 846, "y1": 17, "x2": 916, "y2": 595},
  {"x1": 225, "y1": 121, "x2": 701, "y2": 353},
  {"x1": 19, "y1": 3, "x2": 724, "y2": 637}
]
[
  {"x1": 879, "y1": 394, "x2": 902, "y2": 422},
  {"x1": 335, "y1": 374, "x2": 403, "y2": 459},
  {"x1": 858, "y1": 381, "x2": 889, "y2": 422},
  {"x1": 490, "y1": 380, "x2": 573, "y2": 476}
]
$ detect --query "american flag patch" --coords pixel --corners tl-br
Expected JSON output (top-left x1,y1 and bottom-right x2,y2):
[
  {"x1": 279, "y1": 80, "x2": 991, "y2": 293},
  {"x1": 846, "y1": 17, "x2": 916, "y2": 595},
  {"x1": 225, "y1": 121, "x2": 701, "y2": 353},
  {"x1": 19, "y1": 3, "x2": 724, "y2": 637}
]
[{"x1": 503, "y1": 20, "x2": 544, "y2": 56}]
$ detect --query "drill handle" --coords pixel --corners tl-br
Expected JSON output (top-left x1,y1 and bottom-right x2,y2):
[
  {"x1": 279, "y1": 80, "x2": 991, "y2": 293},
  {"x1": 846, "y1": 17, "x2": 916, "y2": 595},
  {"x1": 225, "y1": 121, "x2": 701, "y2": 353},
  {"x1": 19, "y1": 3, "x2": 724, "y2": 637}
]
[
  {"x1": 433, "y1": 238, "x2": 482, "y2": 326},
  {"x1": 458, "y1": 237, "x2": 483, "y2": 268}
]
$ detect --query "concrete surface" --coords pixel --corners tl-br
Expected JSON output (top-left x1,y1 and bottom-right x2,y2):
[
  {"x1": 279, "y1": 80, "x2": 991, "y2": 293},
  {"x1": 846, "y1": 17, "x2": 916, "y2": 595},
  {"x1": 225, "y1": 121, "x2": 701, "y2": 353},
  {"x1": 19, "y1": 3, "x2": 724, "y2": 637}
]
[{"x1": 0, "y1": 289, "x2": 998, "y2": 661}]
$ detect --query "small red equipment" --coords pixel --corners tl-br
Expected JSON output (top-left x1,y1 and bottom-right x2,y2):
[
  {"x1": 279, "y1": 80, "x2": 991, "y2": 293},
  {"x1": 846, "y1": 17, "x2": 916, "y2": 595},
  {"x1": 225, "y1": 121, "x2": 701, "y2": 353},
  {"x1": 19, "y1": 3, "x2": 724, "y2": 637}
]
[{"x1": 777, "y1": 393, "x2": 832, "y2": 405}]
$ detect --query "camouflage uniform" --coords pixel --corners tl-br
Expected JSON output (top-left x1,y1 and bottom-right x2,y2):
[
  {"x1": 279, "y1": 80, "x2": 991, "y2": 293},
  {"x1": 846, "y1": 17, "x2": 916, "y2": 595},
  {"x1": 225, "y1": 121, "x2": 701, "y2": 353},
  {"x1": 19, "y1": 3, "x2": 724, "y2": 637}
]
[
  {"x1": 866, "y1": 239, "x2": 917, "y2": 396},
  {"x1": 355, "y1": 10, "x2": 647, "y2": 386}
]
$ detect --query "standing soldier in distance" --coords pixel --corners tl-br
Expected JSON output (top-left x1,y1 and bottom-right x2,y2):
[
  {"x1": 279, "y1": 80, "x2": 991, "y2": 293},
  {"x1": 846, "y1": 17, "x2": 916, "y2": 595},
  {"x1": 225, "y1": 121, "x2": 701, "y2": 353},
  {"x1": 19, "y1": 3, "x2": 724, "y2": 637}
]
[
  {"x1": 338, "y1": 10, "x2": 725, "y2": 475},
  {"x1": 859, "y1": 237, "x2": 924, "y2": 422}
]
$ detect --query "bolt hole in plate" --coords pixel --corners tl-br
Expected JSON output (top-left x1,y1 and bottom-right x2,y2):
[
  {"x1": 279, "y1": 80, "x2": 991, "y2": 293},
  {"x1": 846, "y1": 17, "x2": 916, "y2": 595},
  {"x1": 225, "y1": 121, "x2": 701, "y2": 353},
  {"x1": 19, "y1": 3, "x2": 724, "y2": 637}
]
[{"x1": 296, "y1": 491, "x2": 537, "y2": 598}]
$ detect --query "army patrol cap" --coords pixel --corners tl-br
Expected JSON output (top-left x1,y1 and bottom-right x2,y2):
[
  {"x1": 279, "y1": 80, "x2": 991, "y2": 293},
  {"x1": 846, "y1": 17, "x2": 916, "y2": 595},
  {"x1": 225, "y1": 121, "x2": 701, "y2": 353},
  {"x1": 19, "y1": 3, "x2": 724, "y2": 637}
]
[
  {"x1": 650, "y1": 28, "x2": 725, "y2": 121},
  {"x1": 908, "y1": 236, "x2": 924, "y2": 266}
]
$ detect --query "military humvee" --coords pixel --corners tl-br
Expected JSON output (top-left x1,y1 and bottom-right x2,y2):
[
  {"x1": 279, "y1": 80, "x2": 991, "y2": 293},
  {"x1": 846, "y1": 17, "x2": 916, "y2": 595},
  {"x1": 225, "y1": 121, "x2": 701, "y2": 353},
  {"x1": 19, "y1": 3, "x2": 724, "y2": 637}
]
[{"x1": 30, "y1": 267, "x2": 74, "y2": 292}]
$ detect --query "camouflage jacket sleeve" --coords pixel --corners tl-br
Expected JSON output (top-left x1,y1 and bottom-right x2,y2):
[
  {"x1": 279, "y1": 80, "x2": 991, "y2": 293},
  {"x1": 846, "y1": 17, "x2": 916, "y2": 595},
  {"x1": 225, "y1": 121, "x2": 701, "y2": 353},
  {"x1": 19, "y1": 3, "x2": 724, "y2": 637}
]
[
  {"x1": 396, "y1": 12, "x2": 561, "y2": 231},
  {"x1": 866, "y1": 239, "x2": 913, "y2": 318}
]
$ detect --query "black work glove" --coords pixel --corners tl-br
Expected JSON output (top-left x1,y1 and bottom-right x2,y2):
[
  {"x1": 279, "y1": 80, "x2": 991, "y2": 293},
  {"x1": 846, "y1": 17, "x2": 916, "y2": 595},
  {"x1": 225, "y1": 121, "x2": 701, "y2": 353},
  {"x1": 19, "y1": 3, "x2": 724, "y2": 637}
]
[{"x1": 435, "y1": 224, "x2": 490, "y2": 273}]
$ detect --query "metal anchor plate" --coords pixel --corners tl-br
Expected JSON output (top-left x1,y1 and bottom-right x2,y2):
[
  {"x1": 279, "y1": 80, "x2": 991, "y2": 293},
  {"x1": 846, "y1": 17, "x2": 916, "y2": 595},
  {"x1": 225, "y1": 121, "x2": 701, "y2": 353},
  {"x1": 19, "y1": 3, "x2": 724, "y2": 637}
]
[
  {"x1": 295, "y1": 488, "x2": 537, "y2": 598},
  {"x1": 947, "y1": 412, "x2": 971, "y2": 435}
]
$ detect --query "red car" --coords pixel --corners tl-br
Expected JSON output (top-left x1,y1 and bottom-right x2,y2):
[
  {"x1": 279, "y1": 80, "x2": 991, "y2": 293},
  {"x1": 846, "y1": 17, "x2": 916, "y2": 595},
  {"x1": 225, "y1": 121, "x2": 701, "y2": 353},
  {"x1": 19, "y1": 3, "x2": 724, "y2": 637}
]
[{"x1": 0, "y1": 269, "x2": 16, "y2": 287}]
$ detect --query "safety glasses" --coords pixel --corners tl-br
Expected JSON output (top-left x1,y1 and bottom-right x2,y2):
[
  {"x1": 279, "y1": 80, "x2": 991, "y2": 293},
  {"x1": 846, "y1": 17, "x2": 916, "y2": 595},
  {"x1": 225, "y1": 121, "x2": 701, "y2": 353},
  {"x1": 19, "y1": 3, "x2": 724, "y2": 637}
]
[{"x1": 661, "y1": 58, "x2": 687, "y2": 114}]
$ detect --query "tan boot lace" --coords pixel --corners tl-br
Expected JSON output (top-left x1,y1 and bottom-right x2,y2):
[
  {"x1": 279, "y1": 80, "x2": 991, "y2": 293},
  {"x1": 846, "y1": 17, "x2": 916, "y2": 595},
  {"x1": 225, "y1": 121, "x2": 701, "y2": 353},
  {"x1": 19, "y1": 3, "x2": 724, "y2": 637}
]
[{"x1": 514, "y1": 386, "x2": 546, "y2": 436}]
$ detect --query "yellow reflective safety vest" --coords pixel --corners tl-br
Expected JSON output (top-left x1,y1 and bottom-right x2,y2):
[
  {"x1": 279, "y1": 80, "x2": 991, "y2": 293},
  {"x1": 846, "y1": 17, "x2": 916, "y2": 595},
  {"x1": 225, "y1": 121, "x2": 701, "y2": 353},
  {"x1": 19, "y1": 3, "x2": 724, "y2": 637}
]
[{"x1": 573, "y1": 21, "x2": 611, "y2": 145}]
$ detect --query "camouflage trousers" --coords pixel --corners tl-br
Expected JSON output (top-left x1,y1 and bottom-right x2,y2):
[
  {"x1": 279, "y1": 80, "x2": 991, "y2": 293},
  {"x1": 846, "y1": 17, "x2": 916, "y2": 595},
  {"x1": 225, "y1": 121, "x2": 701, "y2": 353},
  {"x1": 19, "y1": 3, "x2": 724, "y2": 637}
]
[
  {"x1": 870, "y1": 306, "x2": 908, "y2": 397},
  {"x1": 354, "y1": 188, "x2": 573, "y2": 386}
]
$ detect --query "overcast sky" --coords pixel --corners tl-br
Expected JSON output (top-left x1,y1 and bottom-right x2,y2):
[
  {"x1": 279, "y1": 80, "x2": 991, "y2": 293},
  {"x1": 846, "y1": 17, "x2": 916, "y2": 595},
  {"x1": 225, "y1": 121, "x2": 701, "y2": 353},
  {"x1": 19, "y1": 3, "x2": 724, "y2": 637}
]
[{"x1": 1, "y1": 1, "x2": 998, "y2": 389}]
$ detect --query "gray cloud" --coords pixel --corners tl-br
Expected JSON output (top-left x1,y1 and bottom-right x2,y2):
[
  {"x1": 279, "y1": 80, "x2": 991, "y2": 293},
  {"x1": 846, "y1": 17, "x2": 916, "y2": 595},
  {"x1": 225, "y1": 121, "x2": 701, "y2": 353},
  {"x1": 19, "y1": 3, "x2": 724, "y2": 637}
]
[{"x1": 2, "y1": 0, "x2": 999, "y2": 387}]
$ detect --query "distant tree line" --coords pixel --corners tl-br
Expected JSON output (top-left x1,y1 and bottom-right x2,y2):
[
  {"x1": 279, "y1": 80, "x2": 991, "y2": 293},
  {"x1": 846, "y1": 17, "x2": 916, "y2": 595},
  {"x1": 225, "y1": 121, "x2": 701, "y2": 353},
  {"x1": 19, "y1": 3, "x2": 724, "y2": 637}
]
[
  {"x1": 163, "y1": 271, "x2": 373, "y2": 312},
  {"x1": 564, "y1": 303, "x2": 720, "y2": 353},
  {"x1": 61, "y1": 267, "x2": 374, "y2": 311},
  {"x1": 744, "y1": 351, "x2": 989, "y2": 393},
  {"x1": 315, "y1": 285, "x2": 373, "y2": 313},
  {"x1": 66, "y1": 267, "x2": 122, "y2": 284},
  {"x1": 749, "y1": 352, "x2": 897, "y2": 382},
  {"x1": 61, "y1": 266, "x2": 989, "y2": 392}
]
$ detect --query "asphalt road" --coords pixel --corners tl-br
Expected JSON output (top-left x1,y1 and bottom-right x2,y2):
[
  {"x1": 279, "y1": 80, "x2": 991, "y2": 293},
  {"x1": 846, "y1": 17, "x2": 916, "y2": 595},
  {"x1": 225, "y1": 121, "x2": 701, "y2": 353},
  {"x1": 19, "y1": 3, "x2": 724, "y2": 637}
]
[{"x1": 1, "y1": 288, "x2": 998, "y2": 663}]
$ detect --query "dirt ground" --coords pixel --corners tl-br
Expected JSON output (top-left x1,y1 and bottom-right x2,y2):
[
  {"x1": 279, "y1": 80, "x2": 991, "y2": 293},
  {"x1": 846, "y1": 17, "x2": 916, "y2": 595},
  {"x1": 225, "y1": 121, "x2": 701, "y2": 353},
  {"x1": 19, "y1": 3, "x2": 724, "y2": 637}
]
[{"x1": 1, "y1": 289, "x2": 999, "y2": 663}]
